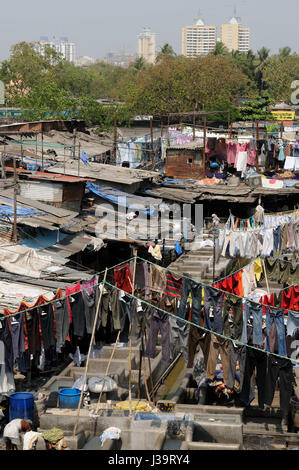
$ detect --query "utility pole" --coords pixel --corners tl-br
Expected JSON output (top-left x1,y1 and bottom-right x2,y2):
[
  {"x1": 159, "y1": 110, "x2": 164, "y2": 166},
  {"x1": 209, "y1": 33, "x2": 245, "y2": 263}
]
[
  {"x1": 150, "y1": 117, "x2": 154, "y2": 169},
  {"x1": 12, "y1": 158, "x2": 18, "y2": 244},
  {"x1": 77, "y1": 142, "x2": 81, "y2": 177},
  {"x1": 113, "y1": 117, "x2": 117, "y2": 163},
  {"x1": 193, "y1": 112, "x2": 196, "y2": 141},
  {"x1": 202, "y1": 117, "x2": 207, "y2": 177},
  {"x1": 41, "y1": 129, "x2": 44, "y2": 172}
]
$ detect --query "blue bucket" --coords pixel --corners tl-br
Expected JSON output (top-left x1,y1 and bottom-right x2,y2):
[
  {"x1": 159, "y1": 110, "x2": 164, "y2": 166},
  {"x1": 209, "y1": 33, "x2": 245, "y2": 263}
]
[
  {"x1": 58, "y1": 388, "x2": 81, "y2": 409},
  {"x1": 9, "y1": 392, "x2": 35, "y2": 422}
]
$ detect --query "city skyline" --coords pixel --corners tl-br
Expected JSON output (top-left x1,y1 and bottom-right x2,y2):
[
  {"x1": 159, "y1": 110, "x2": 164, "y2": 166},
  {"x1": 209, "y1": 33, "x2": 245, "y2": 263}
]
[{"x1": 1, "y1": 0, "x2": 298, "y2": 62}]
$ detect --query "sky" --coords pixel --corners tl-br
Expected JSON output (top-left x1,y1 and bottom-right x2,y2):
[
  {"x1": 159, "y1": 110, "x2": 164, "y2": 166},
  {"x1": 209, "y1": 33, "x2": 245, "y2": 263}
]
[{"x1": 1, "y1": 0, "x2": 298, "y2": 60}]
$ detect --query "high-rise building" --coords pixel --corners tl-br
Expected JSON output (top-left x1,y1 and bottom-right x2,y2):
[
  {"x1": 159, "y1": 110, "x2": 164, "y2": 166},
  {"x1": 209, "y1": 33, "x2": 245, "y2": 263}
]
[
  {"x1": 33, "y1": 37, "x2": 76, "y2": 62},
  {"x1": 138, "y1": 28, "x2": 156, "y2": 64},
  {"x1": 221, "y1": 11, "x2": 250, "y2": 53},
  {"x1": 181, "y1": 11, "x2": 217, "y2": 58}
]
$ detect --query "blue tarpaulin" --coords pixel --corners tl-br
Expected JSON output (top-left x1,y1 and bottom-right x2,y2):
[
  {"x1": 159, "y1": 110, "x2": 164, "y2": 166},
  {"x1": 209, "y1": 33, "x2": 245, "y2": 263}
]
[
  {"x1": 0, "y1": 202, "x2": 45, "y2": 219},
  {"x1": 86, "y1": 182, "x2": 158, "y2": 216}
]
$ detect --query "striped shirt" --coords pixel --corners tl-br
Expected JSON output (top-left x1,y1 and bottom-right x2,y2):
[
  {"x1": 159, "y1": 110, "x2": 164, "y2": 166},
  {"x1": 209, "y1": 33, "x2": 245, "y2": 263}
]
[{"x1": 164, "y1": 273, "x2": 183, "y2": 298}]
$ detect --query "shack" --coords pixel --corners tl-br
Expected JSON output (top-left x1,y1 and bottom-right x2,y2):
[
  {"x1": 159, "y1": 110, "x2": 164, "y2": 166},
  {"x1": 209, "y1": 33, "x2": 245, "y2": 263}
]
[{"x1": 165, "y1": 141, "x2": 204, "y2": 179}]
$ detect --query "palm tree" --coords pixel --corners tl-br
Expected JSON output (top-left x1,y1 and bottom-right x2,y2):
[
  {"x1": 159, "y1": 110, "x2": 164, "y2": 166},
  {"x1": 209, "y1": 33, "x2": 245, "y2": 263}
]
[
  {"x1": 131, "y1": 56, "x2": 146, "y2": 71},
  {"x1": 279, "y1": 46, "x2": 292, "y2": 58},
  {"x1": 212, "y1": 41, "x2": 229, "y2": 56},
  {"x1": 255, "y1": 47, "x2": 271, "y2": 93},
  {"x1": 155, "y1": 44, "x2": 176, "y2": 63}
]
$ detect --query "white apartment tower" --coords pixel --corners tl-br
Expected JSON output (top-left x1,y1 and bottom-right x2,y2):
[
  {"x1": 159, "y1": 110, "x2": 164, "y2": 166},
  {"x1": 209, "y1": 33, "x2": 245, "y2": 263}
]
[
  {"x1": 33, "y1": 37, "x2": 76, "y2": 63},
  {"x1": 221, "y1": 12, "x2": 250, "y2": 53},
  {"x1": 181, "y1": 12, "x2": 217, "y2": 58},
  {"x1": 138, "y1": 28, "x2": 156, "y2": 64}
]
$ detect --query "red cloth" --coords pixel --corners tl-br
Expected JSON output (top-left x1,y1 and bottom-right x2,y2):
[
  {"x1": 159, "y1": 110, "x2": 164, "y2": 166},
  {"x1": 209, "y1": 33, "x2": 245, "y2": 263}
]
[
  {"x1": 65, "y1": 282, "x2": 81, "y2": 324},
  {"x1": 281, "y1": 286, "x2": 299, "y2": 311},
  {"x1": 114, "y1": 263, "x2": 133, "y2": 294},
  {"x1": 260, "y1": 293, "x2": 275, "y2": 315}
]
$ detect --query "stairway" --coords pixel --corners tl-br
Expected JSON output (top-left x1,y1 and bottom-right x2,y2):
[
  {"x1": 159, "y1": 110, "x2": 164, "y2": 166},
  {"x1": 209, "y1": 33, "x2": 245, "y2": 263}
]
[{"x1": 169, "y1": 230, "x2": 234, "y2": 285}]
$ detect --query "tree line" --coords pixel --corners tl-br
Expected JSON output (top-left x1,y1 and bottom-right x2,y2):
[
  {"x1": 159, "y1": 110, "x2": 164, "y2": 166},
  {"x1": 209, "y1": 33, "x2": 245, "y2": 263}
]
[{"x1": 0, "y1": 41, "x2": 298, "y2": 130}]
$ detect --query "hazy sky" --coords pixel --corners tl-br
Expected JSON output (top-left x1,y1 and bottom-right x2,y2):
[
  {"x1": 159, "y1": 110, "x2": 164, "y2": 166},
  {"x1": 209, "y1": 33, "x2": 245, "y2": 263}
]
[{"x1": 1, "y1": 0, "x2": 298, "y2": 60}]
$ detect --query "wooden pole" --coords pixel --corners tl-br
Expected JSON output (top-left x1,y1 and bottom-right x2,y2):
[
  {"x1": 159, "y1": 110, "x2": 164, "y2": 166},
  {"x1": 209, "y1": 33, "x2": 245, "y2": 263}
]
[
  {"x1": 95, "y1": 329, "x2": 121, "y2": 413},
  {"x1": 202, "y1": 117, "x2": 207, "y2": 177},
  {"x1": 128, "y1": 250, "x2": 138, "y2": 417},
  {"x1": 41, "y1": 129, "x2": 44, "y2": 172},
  {"x1": 143, "y1": 320, "x2": 155, "y2": 403},
  {"x1": 73, "y1": 268, "x2": 108, "y2": 437},
  {"x1": 256, "y1": 120, "x2": 260, "y2": 173},
  {"x1": 64, "y1": 146, "x2": 66, "y2": 175},
  {"x1": 12, "y1": 158, "x2": 18, "y2": 244},
  {"x1": 150, "y1": 117, "x2": 154, "y2": 170},
  {"x1": 193, "y1": 112, "x2": 196, "y2": 141},
  {"x1": 113, "y1": 117, "x2": 117, "y2": 163},
  {"x1": 261, "y1": 259, "x2": 270, "y2": 295},
  {"x1": 77, "y1": 142, "x2": 81, "y2": 177}
]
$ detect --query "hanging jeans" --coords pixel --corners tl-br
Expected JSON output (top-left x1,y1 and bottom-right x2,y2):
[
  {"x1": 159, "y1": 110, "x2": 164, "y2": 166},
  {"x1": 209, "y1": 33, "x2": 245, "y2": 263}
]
[
  {"x1": 226, "y1": 342, "x2": 247, "y2": 391},
  {"x1": 55, "y1": 299, "x2": 70, "y2": 351},
  {"x1": 169, "y1": 315, "x2": 190, "y2": 364},
  {"x1": 242, "y1": 301, "x2": 263, "y2": 346},
  {"x1": 266, "y1": 307, "x2": 287, "y2": 356},
  {"x1": 287, "y1": 312, "x2": 299, "y2": 337},
  {"x1": 204, "y1": 286, "x2": 223, "y2": 335},
  {"x1": 206, "y1": 334, "x2": 230, "y2": 384},
  {"x1": 0, "y1": 317, "x2": 14, "y2": 373},
  {"x1": 187, "y1": 325, "x2": 211, "y2": 369},
  {"x1": 240, "y1": 347, "x2": 267, "y2": 408},
  {"x1": 177, "y1": 279, "x2": 202, "y2": 327},
  {"x1": 39, "y1": 305, "x2": 56, "y2": 350},
  {"x1": 145, "y1": 308, "x2": 170, "y2": 364},
  {"x1": 223, "y1": 294, "x2": 243, "y2": 341},
  {"x1": 9, "y1": 312, "x2": 25, "y2": 361},
  {"x1": 264, "y1": 356, "x2": 294, "y2": 419}
]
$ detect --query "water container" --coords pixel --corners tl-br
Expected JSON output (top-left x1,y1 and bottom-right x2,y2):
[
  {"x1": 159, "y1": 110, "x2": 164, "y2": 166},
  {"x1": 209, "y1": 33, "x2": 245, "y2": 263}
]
[
  {"x1": 9, "y1": 392, "x2": 34, "y2": 422},
  {"x1": 58, "y1": 388, "x2": 81, "y2": 409}
]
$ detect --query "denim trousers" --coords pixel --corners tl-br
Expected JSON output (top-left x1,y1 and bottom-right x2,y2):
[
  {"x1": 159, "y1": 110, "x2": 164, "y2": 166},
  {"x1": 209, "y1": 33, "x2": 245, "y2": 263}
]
[
  {"x1": 266, "y1": 307, "x2": 287, "y2": 356},
  {"x1": 240, "y1": 347, "x2": 267, "y2": 409},
  {"x1": 145, "y1": 308, "x2": 170, "y2": 364},
  {"x1": 264, "y1": 356, "x2": 294, "y2": 419},
  {"x1": 187, "y1": 325, "x2": 211, "y2": 369},
  {"x1": 204, "y1": 286, "x2": 223, "y2": 335},
  {"x1": 177, "y1": 278, "x2": 202, "y2": 327},
  {"x1": 222, "y1": 295, "x2": 243, "y2": 341},
  {"x1": 169, "y1": 315, "x2": 190, "y2": 364},
  {"x1": 287, "y1": 311, "x2": 299, "y2": 337},
  {"x1": 226, "y1": 342, "x2": 247, "y2": 391},
  {"x1": 206, "y1": 333, "x2": 229, "y2": 384},
  {"x1": 242, "y1": 301, "x2": 263, "y2": 346}
]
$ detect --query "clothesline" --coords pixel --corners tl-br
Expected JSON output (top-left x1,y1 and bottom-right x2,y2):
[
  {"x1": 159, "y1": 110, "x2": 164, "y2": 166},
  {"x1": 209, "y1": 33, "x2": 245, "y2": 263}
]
[
  {"x1": 136, "y1": 256, "x2": 299, "y2": 312},
  {"x1": 102, "y1": 279, "x2": 299, "y2": 366},
  {"x1": 214, "y1": 254, "x2": 299, "y2": 284},
  {"x1": 1, "y1": 253, "x2": 299, "y2": 324}
]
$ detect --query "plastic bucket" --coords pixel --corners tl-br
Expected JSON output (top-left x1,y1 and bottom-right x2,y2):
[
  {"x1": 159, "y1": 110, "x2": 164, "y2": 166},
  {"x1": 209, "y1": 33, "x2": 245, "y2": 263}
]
[
  {"x1": 58, "y1": 388, "x2": 81, "y2": 409},
  {"x1": 9, "y1": 392, "x2": 34, "y2": 422}
]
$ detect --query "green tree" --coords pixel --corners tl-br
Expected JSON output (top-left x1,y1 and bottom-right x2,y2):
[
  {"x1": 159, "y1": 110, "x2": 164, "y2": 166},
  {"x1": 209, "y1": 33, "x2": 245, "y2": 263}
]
[
  {"x1": 262, "y1": 54, "x2": 299, "y2": 102},
  {"x1": 211, "y1": 42, "x2": 229, "y2": 56},
  {"x1": 279, "y1": 47, "x2": 292, "y2": 58},
  {"x1": 156, "y1": 43, "x2": 176, "y2": 63},
  {"x1": 255, "y1": 47, "x2": 271, "y2": 93}
]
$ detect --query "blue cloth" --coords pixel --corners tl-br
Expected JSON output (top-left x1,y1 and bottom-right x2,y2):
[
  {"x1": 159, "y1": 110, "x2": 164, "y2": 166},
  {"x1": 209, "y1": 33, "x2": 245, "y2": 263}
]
[
  {"x1": 175, "y1": 241, "x2": 183, "y2": 256},
  {"x1": 80, "y1": 151, "x2": 89, "y2": 166},
  {"x1": 266, "y1": 307, "x2": 287, "y2": 356},
  {"x1": 242, "y1": 301, "x2": 263, "y2": 346}
]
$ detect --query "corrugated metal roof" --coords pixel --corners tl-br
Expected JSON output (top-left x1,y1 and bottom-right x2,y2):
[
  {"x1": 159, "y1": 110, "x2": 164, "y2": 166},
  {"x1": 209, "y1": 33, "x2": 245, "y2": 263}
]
[{"x1": 4, "y1": 167, "x2": 95, "y2": 183}]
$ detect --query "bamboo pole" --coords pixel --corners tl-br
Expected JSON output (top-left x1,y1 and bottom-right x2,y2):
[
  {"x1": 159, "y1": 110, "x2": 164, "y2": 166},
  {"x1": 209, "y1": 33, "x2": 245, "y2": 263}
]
[
  {"x1": 95, "y1": 329, "x2": 121, "y2": 413},
  {"x1": 128, "y1": 250, "x2": 138, "y2": 417},
  {"x1": 73, "y1": 268, "x2": 108, "y2": 437},
  {"x1": 143, "y1": 320, "x2": 155, "y2": 404},
  {"x1": 261, "y1": 259, "x2": 270, "y2": 295}
]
